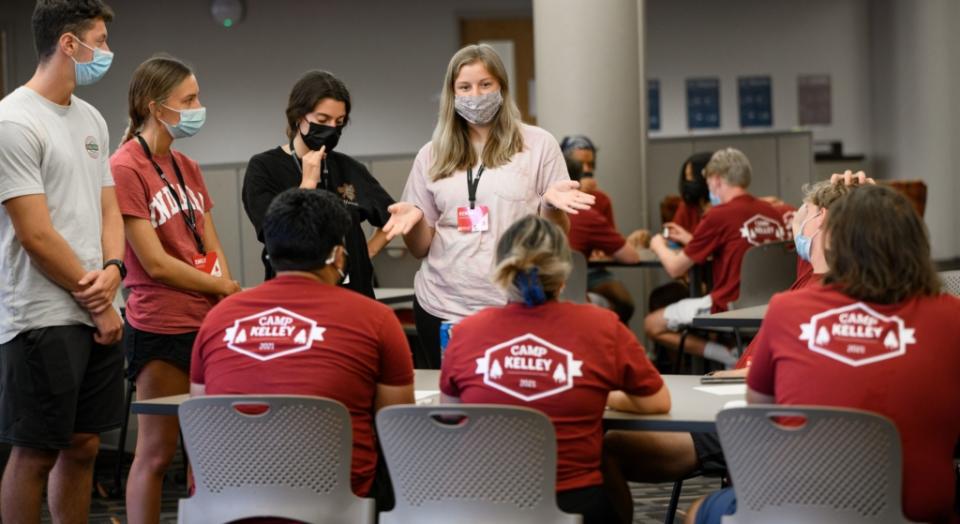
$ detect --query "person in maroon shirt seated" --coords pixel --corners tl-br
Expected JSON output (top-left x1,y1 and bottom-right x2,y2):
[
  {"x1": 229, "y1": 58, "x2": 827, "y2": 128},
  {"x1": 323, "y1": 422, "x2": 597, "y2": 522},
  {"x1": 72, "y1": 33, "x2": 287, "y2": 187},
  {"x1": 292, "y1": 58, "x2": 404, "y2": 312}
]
[
  {"x1": 190, "y1": 189, "x2": 415, "y2": 511},
  {"x1": 563, "y1": 154, "x2": 649, "y2": 322},
  {"x1": 645, "y1": 148, "x2": 787, "y2": 367},
  {"x1": 440, "y1": 215, "x2": 671, "y2": 524},
  {"x1": 688, "y1": 184, "x2": 960, "y2": 524},
  {"x1": 665, "y1": 152, "x2": 713, "y2": 238}
]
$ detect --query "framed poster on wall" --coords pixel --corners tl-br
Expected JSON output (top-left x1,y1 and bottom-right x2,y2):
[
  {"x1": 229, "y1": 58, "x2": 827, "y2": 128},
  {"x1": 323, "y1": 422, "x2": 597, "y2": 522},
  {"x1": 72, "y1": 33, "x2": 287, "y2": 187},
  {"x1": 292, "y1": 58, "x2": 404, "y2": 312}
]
[
  {"x1": 798, "y1": 74, "x2": 832, "y2": 126},
  {"x1": 648, "y1": 79, "x2": 660, "y2": 131},
  {"x1": 738, "y1": 75, "x2": 772, "y2": 127},
  {"x1": 686, "y1": 77, "x2": 720, "y2": 129}
]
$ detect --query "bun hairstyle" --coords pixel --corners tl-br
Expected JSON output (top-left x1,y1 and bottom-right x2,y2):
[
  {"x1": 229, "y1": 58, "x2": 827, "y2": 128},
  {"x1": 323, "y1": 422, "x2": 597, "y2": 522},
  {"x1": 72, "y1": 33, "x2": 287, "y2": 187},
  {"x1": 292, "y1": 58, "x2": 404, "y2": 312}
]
[{"x1": 494, "y1": 215, "x2": 572, "y2": 306}]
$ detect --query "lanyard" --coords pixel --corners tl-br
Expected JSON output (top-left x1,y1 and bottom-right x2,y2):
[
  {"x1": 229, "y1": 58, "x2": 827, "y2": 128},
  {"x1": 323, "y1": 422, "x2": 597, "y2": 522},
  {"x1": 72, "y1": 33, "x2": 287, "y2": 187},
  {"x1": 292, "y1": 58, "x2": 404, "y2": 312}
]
[
  {"x1": 288, "y1": 138, "x2": 329, "y2": 189},
  {"x1": 466, "y1": 164, "x2": 485, "y2": 209},
  {"x1": 135, "y1": 134, "x2": 205, "y2": 254}
]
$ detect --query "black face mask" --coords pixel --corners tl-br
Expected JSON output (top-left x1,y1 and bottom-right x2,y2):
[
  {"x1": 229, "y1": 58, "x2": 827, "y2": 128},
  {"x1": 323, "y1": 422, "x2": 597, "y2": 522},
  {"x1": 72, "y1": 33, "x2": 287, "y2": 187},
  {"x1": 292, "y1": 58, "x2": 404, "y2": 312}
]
[
  {"x1": 301, "y1": 122, "x2": 343, "y2": 152},
  {"x1": 681, "y1": 179, "x2": 708, "y2": 204}
]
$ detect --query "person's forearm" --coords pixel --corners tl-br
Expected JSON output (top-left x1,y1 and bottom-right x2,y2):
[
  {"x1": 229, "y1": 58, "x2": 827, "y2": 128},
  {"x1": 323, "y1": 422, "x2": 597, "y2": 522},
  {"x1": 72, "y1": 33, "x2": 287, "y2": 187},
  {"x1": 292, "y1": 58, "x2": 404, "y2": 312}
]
[
  {"x1": 145, "y1": 253, "x2": 229, "y2": 295},
  {"x1": 101, "y1": 203, "x2": 124, "y2": 262},
  {"x1": 402, "y1": 219, "x2": 434, "y2": 259},
  {"x1": 20, "y1": 227, "x2": 90, "y2": 292},
  {"x1": 367, "y1": 228, "x2": 389, "y2": 259},
  {"x1": 542, "y1": 206, "x2": 569, "y2": 233}
]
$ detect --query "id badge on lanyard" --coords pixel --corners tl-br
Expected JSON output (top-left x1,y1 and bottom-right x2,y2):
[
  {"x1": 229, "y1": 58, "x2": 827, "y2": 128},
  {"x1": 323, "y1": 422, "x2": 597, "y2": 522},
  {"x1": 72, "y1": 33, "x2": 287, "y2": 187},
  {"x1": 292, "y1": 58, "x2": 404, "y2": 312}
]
[
  {"x1": 456, "y1": 165, "x2": 490, "y2": 233},
  {"x1": 192, "y1": 252, "x2": 222, "y2": 276}
]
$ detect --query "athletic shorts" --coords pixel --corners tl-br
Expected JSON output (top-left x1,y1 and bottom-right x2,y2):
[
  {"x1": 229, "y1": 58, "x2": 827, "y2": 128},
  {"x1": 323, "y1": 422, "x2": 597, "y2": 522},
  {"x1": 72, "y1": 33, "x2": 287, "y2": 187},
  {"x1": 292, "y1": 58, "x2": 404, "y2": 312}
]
[
  {"x1": 124, "y1": 324, "x2": 195, "y2": 380},
  {"x1": 663, "y1": 295, "x2": 713, "y2": 331},
  {"x1": 0, "y1": 325, "x2": 123, "y2": 449}
]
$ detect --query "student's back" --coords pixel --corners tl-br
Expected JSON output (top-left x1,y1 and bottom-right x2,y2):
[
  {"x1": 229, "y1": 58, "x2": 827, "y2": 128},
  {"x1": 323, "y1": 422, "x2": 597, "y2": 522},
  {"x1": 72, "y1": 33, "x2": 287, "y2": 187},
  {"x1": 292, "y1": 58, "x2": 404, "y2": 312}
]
[{"x1": 748, "y1": 284, "x2": 960, "y2": 522}]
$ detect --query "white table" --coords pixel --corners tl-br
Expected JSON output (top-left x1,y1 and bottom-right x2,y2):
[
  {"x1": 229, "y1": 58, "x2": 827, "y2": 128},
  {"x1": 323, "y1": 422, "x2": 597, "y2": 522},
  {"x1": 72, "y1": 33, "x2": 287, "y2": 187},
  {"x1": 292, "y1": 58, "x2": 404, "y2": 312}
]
[
  {"x1": 692, "y1": 304, "x2": 767, "y2": 330},
  {"x1": 374, "y1": 287, "x2": 415, "y2": 305},
  {"x1": 132, "y1": 371, "x2": 742, "y2": 432}
]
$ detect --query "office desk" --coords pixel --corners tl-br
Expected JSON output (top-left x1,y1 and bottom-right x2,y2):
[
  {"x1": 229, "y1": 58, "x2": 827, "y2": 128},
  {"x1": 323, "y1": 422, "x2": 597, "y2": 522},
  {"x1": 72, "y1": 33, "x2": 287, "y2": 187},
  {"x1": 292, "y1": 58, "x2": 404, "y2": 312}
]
[
  {"x1": 374, "y1": 287, "x2": 415, "y2": 305},
  {"x1": 692, "y1": 305, "x2": 767, "y2": 330},
  {"x1": 132, "y1": 371, "x2": 742, "y2": 432}
]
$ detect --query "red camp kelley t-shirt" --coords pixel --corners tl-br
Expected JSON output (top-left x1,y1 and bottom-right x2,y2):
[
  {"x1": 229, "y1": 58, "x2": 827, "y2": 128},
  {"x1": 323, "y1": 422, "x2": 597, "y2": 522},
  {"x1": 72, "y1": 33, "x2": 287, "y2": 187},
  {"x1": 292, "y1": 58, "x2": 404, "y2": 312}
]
[
  {"x1": 747, "y1": 284, "x2": 960, "y2": 523},
  {"x1": 735, "y1": 273, "x2": 822, "y2": 370},
  {"x1": 771, "y1": 202, "x2": 797, "y2": 241},
  {"x1": 590, "y1": 189, "x2": 616, "y2": 228},
  {"x1": 683, "y1": 194, "x2": 786, "y2": 312},
  {"x1": 671, "y1": 200, "x2": 704, "y2": 233},
  {"x1": 440, "y1": 301, "x2": 664, "y2": 492},
  {"x1": 111, "y1": 138, "x2": 215, "y2": 333},
  {"x1": 190, "y1": 275, "x2": 414, "y2": 495},
  {"x1": 567, "y1": 209, "x2": 626, "y2": 257}
]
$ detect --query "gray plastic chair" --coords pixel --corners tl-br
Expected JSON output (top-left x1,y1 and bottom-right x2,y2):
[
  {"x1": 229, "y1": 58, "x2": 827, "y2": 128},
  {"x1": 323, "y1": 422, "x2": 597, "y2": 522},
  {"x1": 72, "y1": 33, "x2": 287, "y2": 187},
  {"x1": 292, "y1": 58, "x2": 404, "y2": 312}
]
[
  {"x1": 376, "y1": 405, "x2": 582, "y2": 524},
  {"x1": 177, "y1": 395, "x2": 375, "y2": 524},
  {"x1": 732, "y1": 241, "x2": 797, "y2": 309},
  {"x1": 939, "y1": 269, "x2": 960, "y2": 296},
  {"x1": 560, "y1": 251, "x2": 588, "y2": 304},
  {"x1": 716, "y1": 406, "x2": 912, "y2": 524}
]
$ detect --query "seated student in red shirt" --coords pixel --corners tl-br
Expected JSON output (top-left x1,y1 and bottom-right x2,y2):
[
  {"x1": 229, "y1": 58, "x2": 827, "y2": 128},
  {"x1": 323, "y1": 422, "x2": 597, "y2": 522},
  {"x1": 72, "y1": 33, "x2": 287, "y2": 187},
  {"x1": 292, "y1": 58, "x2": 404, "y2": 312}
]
[
  {"x1": 603, "y1": 177, "x2": 859, "y2": 517},
  {"x1": 688, "y1": 184, "x2": 960, "y2": 524},
  {"x1": 665, "y1": 152, "x2": 713, "y2": 239},
  {"x1": 440, "y1": 215, "x2": 671, "y2": 524},
  {"x1": 563, "y1": 155, "x2": 649, "y2": 322},
  {"x1": 645, "y1": 148, "x2": 787, "y2": 367},
  {"x1": 190, "y1": 188, "x2": 415, "y2": 510}
]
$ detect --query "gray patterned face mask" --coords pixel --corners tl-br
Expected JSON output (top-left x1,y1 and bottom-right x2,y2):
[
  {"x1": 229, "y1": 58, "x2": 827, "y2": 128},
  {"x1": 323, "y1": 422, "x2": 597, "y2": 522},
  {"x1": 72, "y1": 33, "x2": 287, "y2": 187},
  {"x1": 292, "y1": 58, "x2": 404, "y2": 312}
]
[{"x1": 454, "y1": 91, "x2": 503, "y2": 125}]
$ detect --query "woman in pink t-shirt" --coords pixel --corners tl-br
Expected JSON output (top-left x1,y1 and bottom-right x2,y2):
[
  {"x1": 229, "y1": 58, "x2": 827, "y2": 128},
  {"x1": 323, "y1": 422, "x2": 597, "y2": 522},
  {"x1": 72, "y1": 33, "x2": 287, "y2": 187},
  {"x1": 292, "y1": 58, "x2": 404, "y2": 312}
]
[
  {"x1": 440, "y1": 215, "x2": 671, "y2": 524},
  {"x1": 110, "y1": 56, "x2": 240, "y2": 523},
  {"x1": 382, "y1": 44, "x2": 596, "y2": 370}
]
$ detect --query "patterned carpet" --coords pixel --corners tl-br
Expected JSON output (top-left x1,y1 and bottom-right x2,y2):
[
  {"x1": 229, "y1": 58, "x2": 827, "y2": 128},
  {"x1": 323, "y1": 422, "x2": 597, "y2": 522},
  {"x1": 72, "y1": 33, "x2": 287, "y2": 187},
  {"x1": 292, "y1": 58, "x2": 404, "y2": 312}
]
[{"x1": 47, "y1": 449, "x2": 720, "y2": 523}]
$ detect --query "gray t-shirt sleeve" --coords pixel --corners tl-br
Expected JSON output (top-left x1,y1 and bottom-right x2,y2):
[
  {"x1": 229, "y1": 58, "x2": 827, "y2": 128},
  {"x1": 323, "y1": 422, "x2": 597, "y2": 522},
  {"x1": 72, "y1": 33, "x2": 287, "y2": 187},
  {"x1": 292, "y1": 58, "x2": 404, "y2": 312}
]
[
  {"x1": 0, "y1": 121, "x2": 44, "y2": 204},
  {"x1": 96, "y1": 112, "x2": 114, "y2": 188}
]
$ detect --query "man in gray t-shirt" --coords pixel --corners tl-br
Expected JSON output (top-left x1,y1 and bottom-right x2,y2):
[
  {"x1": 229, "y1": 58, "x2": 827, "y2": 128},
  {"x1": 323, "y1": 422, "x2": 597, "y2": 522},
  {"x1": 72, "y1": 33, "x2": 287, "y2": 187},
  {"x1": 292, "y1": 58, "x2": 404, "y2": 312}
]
[{"x1": 0, "y1": 1, "x2": 123, "y2": 521}]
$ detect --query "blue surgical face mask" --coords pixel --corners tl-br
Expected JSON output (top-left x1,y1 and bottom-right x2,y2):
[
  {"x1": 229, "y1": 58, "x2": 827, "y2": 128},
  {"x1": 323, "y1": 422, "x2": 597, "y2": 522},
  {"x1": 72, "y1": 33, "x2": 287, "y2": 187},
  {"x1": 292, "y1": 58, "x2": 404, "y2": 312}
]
[
  {"x1": 793, "y1": 211, "x2": 822, "y2": 262},
  {"x1": 161, "y1": 105, "x2": 206, "y2": 139},
  {"x1": 708, "y1": 191, "x2": 721, "y2": 206},
  {"x1": 71, "y1": 37, "x2": 113, "y2": 86}
]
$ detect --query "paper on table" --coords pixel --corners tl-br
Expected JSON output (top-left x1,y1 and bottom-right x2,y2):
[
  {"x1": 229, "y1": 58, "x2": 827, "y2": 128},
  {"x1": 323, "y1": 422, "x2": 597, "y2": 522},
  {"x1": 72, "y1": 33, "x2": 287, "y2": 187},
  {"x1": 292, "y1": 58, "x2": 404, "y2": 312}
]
[
  {"x1": 415, "y1": 390, "x2": 439, "y2": 401},
  {"x1": 724, "y1": 400, "x2": 748, "y2": 409},
  {"x1": 693, "y1": 384, "x2": 747, "y2": 396}
]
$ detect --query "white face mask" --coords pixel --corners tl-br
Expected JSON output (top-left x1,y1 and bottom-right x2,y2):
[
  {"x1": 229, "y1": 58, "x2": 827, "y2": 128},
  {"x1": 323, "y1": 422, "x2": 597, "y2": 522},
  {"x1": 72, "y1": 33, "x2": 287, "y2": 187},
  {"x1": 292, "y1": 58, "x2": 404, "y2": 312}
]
[
  {"x1": 454, "y1": 91, "x2": 503, "y2": 125},
  {"x1": 324, "y1": 245, "x2": 349, "y2": 284}
]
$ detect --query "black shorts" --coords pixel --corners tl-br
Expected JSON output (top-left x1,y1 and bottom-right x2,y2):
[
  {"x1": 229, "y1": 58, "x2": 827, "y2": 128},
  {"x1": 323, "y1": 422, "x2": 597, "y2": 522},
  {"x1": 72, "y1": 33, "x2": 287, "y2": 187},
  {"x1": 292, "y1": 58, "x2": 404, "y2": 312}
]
[
  {"x1": 691, "y1": 432, "x2": 727, "y2": 476},
  {"x1": 556, "y1": 484, "x2": 619, "y2": 524},
  {"x1": 0, "y1": 325, "x2": 123, "y2": 449},
  {"x1": 124, "y1": 324, "x2": 195, "y2": 380}
]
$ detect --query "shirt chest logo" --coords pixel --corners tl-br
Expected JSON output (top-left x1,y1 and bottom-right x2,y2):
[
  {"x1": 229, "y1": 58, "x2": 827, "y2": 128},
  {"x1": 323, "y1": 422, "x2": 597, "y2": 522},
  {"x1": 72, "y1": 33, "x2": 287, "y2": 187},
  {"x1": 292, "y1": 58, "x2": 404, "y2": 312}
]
[
  {"x1": 474, "y1": 333, "x2": 583, "y2": 402},
  {"x1": 222, "y1": 307, "x2": 326, "y2": 361},
  {"x1": 739, "y1": 214, "x2": 785, "y2": 245},
  {"x1": 799, "y1": 303, "x2": 915, "y2": 367},
  {"x1": 84, "y1": 136, "x2": 100, "y2": 159}
]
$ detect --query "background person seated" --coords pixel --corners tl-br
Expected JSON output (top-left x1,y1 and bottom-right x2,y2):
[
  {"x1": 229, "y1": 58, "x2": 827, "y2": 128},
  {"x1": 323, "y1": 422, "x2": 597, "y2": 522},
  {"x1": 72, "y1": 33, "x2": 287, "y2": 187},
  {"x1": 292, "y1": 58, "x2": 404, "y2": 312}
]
[
  {"x1": 604, "y1": 177, "x2": 869, "y2": 516},
  {"x1": 440, "y1": 215, "x2": 670, "y2": 524},
  {"x1": 645, "y1": 148, "x2": 787, "y2": 367},
  {"x1": 688, "y1": 184, "x2": 960, "y2": 524},
  {"x1": 190, "y1": 189, "x2": 414, "y2": 510},
  {"x1": 562, "y1": 138, "x2": 649, "y2": 322}
]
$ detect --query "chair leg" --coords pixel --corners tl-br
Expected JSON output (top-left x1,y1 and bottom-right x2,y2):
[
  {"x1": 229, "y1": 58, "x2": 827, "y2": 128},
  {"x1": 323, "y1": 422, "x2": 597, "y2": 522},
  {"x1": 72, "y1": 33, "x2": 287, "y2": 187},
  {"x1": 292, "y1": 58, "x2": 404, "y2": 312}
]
[
  {"x1": 675, "y1": 330, "x2": 689, "y2": 374},
  {"x1": 113, "y1": 379, "x2": 136, "y2": 496},
  {"x1": 664, "y1": 479, "x2": 683, "y2": 524}
]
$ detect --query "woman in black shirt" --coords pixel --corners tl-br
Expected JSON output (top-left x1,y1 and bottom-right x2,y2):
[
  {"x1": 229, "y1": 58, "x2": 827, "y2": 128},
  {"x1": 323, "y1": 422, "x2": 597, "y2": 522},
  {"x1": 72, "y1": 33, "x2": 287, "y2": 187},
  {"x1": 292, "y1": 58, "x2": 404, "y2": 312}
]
[{"x1": 243, "y1": 70, "x2": 393, "y2": 297}]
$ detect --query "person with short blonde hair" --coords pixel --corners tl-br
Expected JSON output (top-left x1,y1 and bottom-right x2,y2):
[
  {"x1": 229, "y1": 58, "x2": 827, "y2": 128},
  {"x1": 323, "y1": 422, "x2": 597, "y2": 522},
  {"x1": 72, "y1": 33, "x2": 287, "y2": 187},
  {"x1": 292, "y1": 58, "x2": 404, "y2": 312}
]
[
  {"x1": 440, "y1": 215, "x2": 670, "y2": 524},
  {"x1": 382, "y1": 44, "x2": 595, "y2": 369}
]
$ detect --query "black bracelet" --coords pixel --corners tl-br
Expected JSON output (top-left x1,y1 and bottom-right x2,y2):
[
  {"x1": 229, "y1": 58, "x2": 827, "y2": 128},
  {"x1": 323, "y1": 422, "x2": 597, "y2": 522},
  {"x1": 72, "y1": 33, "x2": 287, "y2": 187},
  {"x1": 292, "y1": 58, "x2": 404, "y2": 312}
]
[{"x1": 103, "y1": 259, "x2": 127, "y2": 279}]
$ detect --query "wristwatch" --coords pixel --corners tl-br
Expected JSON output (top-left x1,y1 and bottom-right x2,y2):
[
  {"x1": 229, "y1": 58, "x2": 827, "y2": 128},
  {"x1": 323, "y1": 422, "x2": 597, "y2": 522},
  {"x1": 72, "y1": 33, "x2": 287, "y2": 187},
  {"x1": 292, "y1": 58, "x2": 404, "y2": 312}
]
[{"x1": 103, "y1": 259, "x2": 127, "y2": 279}]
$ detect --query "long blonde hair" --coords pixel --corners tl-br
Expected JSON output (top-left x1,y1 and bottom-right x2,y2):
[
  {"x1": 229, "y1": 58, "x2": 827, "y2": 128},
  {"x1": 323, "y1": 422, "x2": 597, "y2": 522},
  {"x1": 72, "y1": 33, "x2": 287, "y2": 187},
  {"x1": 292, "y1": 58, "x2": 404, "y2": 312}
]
[
  {"x1": 494, "y1": 215, "x2": 571, "y2": 305},
  {"x1": 121, "y1": 55, "x2": 192, "y2": 144},
  {"x1": 429, "y1": 44, "x2": 524, "y2": 180}
]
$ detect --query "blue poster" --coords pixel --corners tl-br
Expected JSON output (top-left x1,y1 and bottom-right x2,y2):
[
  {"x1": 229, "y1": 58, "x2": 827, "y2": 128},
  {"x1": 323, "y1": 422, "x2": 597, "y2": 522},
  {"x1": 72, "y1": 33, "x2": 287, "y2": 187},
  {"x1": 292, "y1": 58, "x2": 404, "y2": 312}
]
[
  {"x1": 686, "y1": 78, "x2": 720, "y2": 129},
  {"x1": 738, "y1": 76, "x2": 773, "y2": 127},
  {"x1": 648, "y1": 79, "x2": 661, "y2": 131}
]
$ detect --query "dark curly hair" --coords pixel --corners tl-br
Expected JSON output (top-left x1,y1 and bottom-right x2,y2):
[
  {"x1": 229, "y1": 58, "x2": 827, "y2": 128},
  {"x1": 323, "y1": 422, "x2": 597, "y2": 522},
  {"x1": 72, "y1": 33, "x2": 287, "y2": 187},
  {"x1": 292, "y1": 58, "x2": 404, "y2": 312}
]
[
  {"x1": 32, "y1": 0, "x2": 114, "y2": 62},
  {"x1": 263, "y1": 189, "x2": 351, "y2": 272},
  {"x1": 285, "y1": 70, "x2": 351, "y2": 139}
]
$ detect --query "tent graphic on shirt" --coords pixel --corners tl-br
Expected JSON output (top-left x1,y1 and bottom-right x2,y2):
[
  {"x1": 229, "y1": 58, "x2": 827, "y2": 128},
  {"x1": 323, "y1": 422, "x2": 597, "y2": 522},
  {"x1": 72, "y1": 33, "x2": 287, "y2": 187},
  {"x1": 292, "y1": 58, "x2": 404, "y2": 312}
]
[
  {"x1": 474, "y1": 333, "x2": 584, "y2": 402},
  {"x1": 799, "y1": 302, "x2": 915, "y2": 367},
  {"x1": 739, "y1": 214, "x2": 786, "y2": 246},
  {"x1": 222, "y1": 307, "x2": 326, "y2": 362}
]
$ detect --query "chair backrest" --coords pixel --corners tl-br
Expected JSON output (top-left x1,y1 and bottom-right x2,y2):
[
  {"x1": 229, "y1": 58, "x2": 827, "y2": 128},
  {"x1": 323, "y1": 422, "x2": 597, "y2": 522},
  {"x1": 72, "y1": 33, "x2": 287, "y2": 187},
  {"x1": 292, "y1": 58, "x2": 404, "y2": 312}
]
[
  {"x1": 734, "y1": 241, "x2": 797, "y2": 309},
  {"x1": 560, "y1": 251, "x2": 588, "y2": 304},
  {"x1": 376, "y1": 405, "x2": 581, "y2": 524},
  {"x1": 938, "y1": 270, "x2": 960, "y2": 296},
  {"x1": 373, "y1": 246, "x2": 421, "y2": 288},
  {"x1": 177, "y1": 395, "x2": 374, "y2": 524},
  {"x1": 716, "y1": 406, "x2": 909, "y2": 524}
]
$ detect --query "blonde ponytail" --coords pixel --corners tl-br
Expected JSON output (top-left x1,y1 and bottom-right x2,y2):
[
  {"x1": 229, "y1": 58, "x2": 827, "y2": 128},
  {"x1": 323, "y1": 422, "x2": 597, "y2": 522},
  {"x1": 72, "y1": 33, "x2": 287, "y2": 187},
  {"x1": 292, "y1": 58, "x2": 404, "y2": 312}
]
[{"x1": 494, "y1": 215, "x2": 572, "y2": 305}]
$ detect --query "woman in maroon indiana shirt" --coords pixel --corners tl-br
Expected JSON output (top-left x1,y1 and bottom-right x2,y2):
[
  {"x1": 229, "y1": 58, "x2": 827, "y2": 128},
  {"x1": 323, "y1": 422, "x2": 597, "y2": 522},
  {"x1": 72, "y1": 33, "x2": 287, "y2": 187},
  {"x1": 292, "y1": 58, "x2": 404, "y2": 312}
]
[{"x1": 440, "y1": 215, "x2": 671, "y2": 524}]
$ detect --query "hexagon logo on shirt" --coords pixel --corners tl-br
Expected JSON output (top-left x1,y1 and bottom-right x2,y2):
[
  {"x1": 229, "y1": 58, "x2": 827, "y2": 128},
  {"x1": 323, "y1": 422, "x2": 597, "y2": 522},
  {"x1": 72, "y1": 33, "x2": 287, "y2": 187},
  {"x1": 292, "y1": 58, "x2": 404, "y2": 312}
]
[
  {"x1": 222, "y1": 307, "x2": 326, "y2": 362},
  {"x1": 799, "y1": 302, "x2": 915, "y2": 367},
  {"x1": 739, "y1": 214, "x2": 786, "y2": 245},
  {"x1": 474, "y1": 333, "x2": 584, "y2": 402}
]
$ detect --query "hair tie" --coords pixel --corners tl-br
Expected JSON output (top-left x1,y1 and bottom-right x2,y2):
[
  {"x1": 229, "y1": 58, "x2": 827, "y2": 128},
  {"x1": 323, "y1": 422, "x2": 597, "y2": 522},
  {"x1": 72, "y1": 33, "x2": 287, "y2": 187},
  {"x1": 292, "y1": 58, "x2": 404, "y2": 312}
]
[{"x1": 514, "y1": 267, "x2": 546, "y2": 307}]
